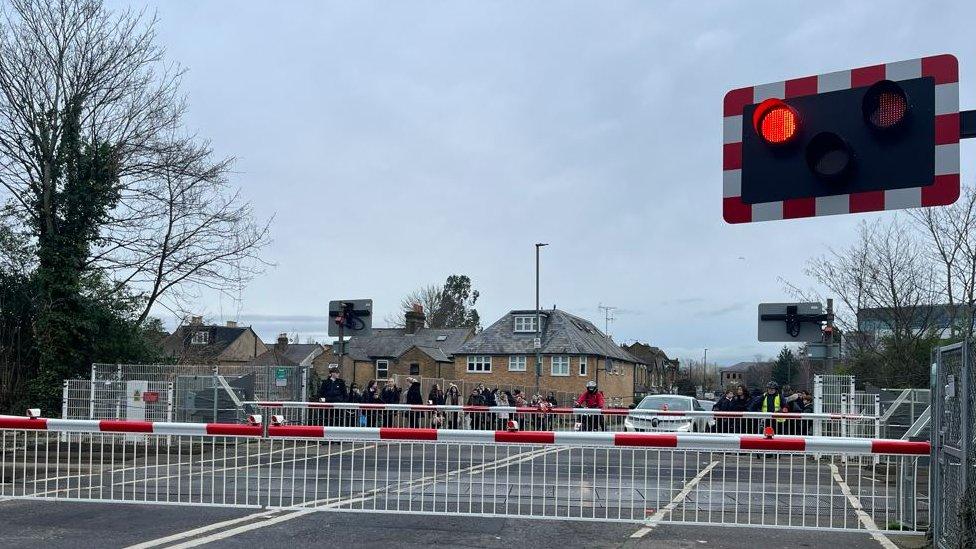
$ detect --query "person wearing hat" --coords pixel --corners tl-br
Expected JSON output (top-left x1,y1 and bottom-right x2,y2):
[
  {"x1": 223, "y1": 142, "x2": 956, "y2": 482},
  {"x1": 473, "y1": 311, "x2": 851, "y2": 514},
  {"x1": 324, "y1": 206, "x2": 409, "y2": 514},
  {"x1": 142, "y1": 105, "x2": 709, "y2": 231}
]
[
  {"x1": 749, "y1": 381, "x2": 800, "y2": 435},
  {"x1": 575, "y1": 380, "x2": 606, "y2": 431},
  {"x1": 318, "y1": 365, "x2": 348, "y2": 425}
]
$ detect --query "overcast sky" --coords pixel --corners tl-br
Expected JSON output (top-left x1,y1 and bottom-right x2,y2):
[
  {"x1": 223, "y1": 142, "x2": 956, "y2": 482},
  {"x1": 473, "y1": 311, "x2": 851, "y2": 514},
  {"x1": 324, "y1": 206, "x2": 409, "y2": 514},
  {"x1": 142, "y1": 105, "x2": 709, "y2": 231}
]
[{"x1": 130, "y1": 0, "x2": 975, "y2": 366}]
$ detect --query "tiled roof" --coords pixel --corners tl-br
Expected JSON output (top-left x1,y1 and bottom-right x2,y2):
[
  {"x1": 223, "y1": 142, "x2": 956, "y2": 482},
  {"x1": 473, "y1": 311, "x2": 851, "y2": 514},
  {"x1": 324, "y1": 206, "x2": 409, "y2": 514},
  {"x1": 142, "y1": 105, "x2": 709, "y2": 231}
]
[
  {"x1": 344, "y1": 327, "x2": 472, "y2": 362},
  {"x1": 251, "y1": 343, "x2": 323, "y2": 366},
  {"x1": 456, "y1": 309, "x2": 641, "y2": 364}
]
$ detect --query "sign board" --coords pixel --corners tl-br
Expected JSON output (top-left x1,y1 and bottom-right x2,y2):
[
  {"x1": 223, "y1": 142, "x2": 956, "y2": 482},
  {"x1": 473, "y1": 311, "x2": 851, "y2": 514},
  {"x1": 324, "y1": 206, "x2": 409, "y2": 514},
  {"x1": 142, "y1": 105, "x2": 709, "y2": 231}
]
[
  {"x1": 275, "y1": 367, "x2": 288, "y2": 387},
  {"x1": 328, "y1": 299, "x2": 373, "y2": 337},
  {"x1": 805, "y1": 343, "x2": 841, "y2": 360},
  {"x1": 724, "y1": 54, "x2": 960, "y2": 223},
  {"x1": 758, "y1": 302, "x2": 824, "y2": 342}
]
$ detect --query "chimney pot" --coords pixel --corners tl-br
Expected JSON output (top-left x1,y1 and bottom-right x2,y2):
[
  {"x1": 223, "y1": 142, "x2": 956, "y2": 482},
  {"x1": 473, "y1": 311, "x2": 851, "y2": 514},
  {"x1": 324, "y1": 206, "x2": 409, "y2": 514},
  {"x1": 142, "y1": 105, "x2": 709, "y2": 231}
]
[
  {"x1": 190, "y1": 316, "x2": 203, "y2": 325},
  {"x1": 404, "y1": 305, "x2": 426, "y2": 335},
  {"x1": 277, "y1": 333, "x2": 289, "y2": 347},
  {"x1": 226, "y1": 320, "x2": 238, "y2": 328}
]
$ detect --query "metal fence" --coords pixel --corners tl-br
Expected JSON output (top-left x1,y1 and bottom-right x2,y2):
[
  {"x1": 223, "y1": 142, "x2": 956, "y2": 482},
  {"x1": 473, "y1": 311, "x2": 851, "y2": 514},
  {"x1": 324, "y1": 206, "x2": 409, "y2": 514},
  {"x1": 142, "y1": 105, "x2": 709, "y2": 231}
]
[
  {"x1": 63, "y1": 364, "x2": 309, "y2": 423},
  {"x1": 243, "y1": 401, "x2": 882, "y2": 439},
  {"x1": 0, "y1": 415, "x2": 928, "y2": 533},
  {"x1": 390, "y1": 374, "x2": 581, "y2": 408},
  {"x1": 931, "y1": 341, "x2": 975, "y2": 549}
]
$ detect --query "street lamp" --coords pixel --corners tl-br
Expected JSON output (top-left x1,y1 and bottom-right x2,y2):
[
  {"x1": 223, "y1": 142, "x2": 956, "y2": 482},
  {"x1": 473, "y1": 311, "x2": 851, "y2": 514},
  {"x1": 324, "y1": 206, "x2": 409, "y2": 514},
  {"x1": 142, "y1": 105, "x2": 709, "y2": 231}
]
[
  {"x1": 702, "y1": 347, "x2": 708, "y2": 396},
  {"x1": 535, "y1": 243, "x2": 548, "y2": 396}
]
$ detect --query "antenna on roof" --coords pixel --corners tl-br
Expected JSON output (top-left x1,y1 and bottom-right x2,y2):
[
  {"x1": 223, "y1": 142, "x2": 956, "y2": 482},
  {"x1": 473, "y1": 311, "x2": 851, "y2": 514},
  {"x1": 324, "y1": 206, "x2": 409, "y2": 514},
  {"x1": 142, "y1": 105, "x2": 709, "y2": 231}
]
[{"x1": 598, "y1": 303, "x2": 616, "y2": 339}]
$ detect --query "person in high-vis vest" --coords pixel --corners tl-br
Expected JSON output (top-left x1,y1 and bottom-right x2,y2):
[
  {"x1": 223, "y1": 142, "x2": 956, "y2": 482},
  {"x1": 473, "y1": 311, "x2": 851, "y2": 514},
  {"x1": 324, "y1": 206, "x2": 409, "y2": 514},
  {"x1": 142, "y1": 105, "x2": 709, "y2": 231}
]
[{"x1": 749, "y1": 381, "x2": 800, "y2": 437}]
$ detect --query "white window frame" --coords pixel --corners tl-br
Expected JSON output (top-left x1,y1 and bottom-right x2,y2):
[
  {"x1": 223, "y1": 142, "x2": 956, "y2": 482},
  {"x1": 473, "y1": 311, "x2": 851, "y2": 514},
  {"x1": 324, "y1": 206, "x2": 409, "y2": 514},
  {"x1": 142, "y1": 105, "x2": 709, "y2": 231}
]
[
  {"x1": 375, "y1": 359, "x2": 389, "y2": 380},
  {"x1": 508, "y1": 356, "x2": 527, "y2": 372},
  {"x1": 513, "y1": 315, "x2": 538, "y2": 333},
  {"x1": 578, "y1": 356, "x2": 587, "y2": 376},
  {"x1": 551, "y1": 355, "x2": 569, "y2": 377},
  {"x1": 191, "y1": 331, "x2": 209, "y2": 345},
  {"x1": 467, "y1": 356, "x2": 492, "y2": 373}
]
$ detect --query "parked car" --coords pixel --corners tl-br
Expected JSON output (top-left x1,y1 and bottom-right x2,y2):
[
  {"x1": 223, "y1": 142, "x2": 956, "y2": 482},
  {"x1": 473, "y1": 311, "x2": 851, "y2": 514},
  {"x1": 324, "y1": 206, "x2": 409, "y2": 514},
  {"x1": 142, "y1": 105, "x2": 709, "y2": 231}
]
[{"x1": 624, "y1": 395, "x2": 711, "y2": 432}]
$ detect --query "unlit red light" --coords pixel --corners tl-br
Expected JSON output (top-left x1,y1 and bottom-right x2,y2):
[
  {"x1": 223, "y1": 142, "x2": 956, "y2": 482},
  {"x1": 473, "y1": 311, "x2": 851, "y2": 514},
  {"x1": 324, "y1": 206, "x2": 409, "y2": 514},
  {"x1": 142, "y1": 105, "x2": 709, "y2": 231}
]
[
  {"x1": 870, "y1": 91, "x2": 907, "y2": 128},
  {"x1": 759, "y1": 105, "x2": 798, "y2": 144}
]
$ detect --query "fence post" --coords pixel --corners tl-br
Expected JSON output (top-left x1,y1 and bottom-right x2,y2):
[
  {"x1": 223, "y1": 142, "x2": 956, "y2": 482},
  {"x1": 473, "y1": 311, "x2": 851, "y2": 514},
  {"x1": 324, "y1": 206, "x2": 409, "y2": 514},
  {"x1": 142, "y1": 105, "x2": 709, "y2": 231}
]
[
  {"x1": 166, "y1": 381, "x2": 175, "y2": 446},
  {"x1": 300, "y1": 366, "x2": 309, "y2": 424},
  {"x1": 212, "y1": 365, "x2": 219, "y2": 423},
  {"x1": 88, "y1": 365, "x2": 97, "y2": 420},
  {"x1": 813, "y1": 375, "x2": 823, "y2": 437},
  {"x1": 61, "y1": 381, "x2": 68, "y2": 419}
]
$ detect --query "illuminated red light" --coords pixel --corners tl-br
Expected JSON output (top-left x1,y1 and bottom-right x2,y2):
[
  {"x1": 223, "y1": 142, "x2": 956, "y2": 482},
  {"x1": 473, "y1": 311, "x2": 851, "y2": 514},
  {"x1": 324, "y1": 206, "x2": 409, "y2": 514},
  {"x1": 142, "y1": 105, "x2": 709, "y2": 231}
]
[{"x1": 753, "y1": 99, "x2": 799, "y2": 145}]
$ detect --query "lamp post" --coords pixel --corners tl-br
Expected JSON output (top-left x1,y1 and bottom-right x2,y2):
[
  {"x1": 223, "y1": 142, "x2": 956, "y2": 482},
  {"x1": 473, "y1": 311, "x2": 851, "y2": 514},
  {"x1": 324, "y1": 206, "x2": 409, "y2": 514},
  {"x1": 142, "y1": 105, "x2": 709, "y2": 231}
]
[
  {"x1": 702, "y1": 347, "x2": 708, "y2": 397},
  {"x1": 535, "y1": 243, "x2": 548, "y2": 396}
]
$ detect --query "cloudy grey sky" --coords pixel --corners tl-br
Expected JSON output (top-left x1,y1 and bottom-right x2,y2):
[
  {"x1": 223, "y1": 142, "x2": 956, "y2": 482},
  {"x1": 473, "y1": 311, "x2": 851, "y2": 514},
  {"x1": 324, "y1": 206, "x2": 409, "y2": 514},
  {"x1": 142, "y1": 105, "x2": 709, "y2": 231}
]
[{"x1": 132, "y1": 0, "x2": 975, "y2": 365}]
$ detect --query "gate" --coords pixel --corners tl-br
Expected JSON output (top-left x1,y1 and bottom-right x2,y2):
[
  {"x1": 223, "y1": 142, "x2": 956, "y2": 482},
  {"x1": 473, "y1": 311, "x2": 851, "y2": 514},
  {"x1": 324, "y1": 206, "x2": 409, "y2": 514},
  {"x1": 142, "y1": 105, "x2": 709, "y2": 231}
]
[{"x1": 931, "y1": 341, "x2": 975, "y2": 548}]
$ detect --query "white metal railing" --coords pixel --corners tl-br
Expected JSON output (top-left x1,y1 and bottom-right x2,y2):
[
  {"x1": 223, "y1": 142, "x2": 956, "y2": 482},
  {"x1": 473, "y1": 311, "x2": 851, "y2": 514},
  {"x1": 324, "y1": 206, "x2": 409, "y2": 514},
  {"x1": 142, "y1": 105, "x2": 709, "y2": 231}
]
[
  {"x1": 242, "y1": 401, "x2": 881, "y2": 438},
  {"x1": 0, "y1": 414, "x2": 929, "y2": 533}
]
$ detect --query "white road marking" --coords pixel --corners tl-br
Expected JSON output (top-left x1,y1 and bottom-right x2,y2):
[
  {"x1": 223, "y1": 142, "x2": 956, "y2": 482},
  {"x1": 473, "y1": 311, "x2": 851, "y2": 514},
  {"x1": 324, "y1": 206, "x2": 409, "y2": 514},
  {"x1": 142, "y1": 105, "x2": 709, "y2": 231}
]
[
  {"x1": 631, "y1": 460, "x2": 719, "y2": 538},
  {"x1": 828, "y1": 464, "x2": 898, "y2": 549},
  {"x1": 126, "y1": 445, "x2": 560, "y2": 548}
]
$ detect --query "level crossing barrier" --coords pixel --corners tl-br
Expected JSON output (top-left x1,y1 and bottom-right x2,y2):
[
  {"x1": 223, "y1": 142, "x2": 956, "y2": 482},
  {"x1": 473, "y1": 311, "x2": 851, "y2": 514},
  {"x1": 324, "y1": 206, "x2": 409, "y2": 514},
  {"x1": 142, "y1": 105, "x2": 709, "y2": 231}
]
[
  {"x1": 0, "y1": 414, "x2": 926, "y2": 533},
  {"x1": 242, "y1": 401, "x2": 881, "y2": 438}
]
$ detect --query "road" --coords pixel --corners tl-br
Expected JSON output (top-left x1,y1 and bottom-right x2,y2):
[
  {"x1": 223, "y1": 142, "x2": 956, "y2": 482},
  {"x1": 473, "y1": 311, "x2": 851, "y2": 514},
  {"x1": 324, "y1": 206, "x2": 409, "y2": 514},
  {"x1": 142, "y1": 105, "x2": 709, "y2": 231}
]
[
  {"x1": 1, "y1": 434, "x2": 929, "y2": 547},
  {"x1": 0, "y1": 499, "x2": 916, "y2": 548}
]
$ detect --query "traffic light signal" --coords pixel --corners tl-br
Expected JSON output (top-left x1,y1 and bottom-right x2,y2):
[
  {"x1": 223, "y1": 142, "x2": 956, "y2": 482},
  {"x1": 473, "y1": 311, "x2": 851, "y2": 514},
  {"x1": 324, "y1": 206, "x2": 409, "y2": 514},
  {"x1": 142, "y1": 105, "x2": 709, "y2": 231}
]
[{"x1": 723, "y1": 54, "x2": 960, "y2": 224}]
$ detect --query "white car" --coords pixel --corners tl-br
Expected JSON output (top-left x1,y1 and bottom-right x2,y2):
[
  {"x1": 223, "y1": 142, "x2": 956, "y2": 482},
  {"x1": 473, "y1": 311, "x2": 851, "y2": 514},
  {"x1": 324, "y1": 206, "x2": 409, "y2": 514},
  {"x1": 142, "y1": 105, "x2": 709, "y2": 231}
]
[{"x1": 625, "y1": 395, "x2": 711, "y2": 433}]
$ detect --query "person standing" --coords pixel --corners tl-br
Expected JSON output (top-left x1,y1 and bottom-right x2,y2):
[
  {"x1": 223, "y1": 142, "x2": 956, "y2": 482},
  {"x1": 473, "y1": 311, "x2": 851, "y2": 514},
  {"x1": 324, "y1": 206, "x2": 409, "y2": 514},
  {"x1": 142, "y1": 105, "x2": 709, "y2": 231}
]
[
  {"x1": 317, "y1": 365, "x2": 347, "y2": 426},
  {"x1": 361, "y1": 380, "x2": 381, "y2": 426},
  {"x1": 380, "y1": 379, "x2": 402, "y2": 427},
  {"x1": 730, "y1": 385, "x2": 751, "y2": 433},
  {"x1": 713, "y1": 390, "x2": 736, "y2": 433},
  {"x1": 405, "y1": 378, "x2": 423, "y2": 428},
  {"x1": 444, "y1": 384, "x2": 462, "y2": 429},
  {"x1": 466, "y1": 387, "x2": 486, "y2": 430}
]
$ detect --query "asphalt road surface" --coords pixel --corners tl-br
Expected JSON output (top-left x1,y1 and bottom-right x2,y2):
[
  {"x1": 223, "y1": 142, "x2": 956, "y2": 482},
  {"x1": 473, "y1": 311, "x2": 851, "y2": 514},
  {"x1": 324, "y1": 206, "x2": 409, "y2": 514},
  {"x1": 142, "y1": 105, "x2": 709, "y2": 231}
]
[
  {"x1": 0, "y1": 499, "x2": 918, "y2": 549},
  {"x1": 1, "y1": 435, "x2": 928, "y2": 547}
]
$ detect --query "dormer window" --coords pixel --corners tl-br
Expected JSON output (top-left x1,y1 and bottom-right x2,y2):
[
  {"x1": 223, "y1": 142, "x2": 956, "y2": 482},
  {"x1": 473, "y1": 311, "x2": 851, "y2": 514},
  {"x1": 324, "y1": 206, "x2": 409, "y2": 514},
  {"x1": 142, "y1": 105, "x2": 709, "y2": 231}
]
[
  {"x1": 191, "y1": 331, "x2": 209, "y2": 345},
  {"x1": 513, "y1": 315, "x2": 539, "y2": 333}
]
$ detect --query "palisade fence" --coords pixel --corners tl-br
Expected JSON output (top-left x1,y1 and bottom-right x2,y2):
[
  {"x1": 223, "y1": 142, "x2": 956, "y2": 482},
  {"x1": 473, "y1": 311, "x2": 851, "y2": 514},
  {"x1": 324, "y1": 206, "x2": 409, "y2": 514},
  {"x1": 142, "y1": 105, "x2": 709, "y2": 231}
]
[
  {"x1": 62, "y1": 364, "x2": 308, "y2": 424},
  {"x1": 931, "y1": 341, "x2": 975, "y2": 549}
]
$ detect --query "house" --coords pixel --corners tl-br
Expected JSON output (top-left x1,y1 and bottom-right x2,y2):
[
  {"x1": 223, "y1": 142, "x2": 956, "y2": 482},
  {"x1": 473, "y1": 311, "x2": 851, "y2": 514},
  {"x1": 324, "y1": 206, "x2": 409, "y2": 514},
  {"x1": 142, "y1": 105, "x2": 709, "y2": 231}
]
[
  {"x1": 453, "y1": 309, "x2": 644, "y2": 406},
  {"x1": 621, "y1": 342, "x2": 679, "y2": 397},
  {"x1": 313, "y1": 305, "x2": 474, "y2": 384},
  {"x1": 720, "y1": 361, "x2": 773, "y2": 392},
  {"x1": 162, "y1": 317, "x2": 267, "y2": 365},
  {"x1": 250, "y1": 334, "x2": 325, "y2": 367}
]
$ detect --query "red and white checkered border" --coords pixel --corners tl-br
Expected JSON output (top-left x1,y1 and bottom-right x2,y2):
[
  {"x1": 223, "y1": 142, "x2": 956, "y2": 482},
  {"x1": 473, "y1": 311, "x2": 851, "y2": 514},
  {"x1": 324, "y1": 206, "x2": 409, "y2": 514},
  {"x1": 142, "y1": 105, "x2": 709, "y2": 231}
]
[
  {"x1": 0, "y1": 415, "x2": 928, "y2": 456},
  {"x1": 723, "y1": 54, "x2": 960, "y2": 224}
]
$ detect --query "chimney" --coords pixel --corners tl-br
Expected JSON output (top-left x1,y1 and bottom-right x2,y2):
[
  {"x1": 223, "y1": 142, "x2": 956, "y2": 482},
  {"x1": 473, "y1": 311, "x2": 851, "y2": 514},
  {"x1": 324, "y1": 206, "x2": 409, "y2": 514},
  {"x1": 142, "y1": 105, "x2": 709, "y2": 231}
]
[
  {"x1": 226, "y1": 320, "x2": 238, "y2": 328},
  {"x1": 276, "y1": 333, "x2": 289, "y2": 349},
  {"x1": 404, "y1": 304, "x2": 426, "y2": 335},
  {"x1": 190, "y1": 315, "x2": 203, "y2": 325}
]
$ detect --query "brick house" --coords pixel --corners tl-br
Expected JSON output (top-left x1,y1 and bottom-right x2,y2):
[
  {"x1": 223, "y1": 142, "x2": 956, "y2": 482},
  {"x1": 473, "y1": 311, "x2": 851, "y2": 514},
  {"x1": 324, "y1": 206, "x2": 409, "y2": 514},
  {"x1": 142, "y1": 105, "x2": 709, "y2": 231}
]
[
  {"x1": 162, "y1": 317, "x2": 267, "y2": 365},
  {"x1": 720, "y1": 361, "x2": 773, "y2": 393},
  {"x1": 250, "y1": 334, "x2": 325, "y2": 367},
  {"x1": 453, "y1": 309, "x2": 644, "y2": 406},
  {"x1": 313, "y1": 306, "x2": 474, "y2": 385},
  {"x1": 621, "y1": 342, "x2": 679, "y2": 397}
]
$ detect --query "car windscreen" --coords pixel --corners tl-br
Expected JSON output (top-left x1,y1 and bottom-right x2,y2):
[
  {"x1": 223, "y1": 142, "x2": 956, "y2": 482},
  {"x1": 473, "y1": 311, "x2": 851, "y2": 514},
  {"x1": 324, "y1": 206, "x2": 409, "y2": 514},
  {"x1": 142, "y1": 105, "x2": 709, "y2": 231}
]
[{"x1": 636, "y1": 396, "x2": 691, "y2": 411}]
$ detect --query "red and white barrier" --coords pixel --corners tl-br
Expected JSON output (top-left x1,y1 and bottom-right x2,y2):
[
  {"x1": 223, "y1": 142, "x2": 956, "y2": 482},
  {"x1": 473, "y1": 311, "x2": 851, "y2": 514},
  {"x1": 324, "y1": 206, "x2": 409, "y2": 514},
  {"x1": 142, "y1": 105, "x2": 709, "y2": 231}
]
[{"x1": 0, "y1": 414, "x2": 928, "y2": 455}]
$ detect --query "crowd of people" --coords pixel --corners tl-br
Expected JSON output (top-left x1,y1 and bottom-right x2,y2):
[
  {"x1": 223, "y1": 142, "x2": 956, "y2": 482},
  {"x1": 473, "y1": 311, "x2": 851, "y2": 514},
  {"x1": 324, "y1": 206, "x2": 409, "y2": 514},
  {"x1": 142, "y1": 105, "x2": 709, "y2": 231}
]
[
  {"x1": 710, "y1": 381, "x2": 815, "y2": 435},
  {"x1": 315, "y1": 365, "x2": 567, "y2": 429}
]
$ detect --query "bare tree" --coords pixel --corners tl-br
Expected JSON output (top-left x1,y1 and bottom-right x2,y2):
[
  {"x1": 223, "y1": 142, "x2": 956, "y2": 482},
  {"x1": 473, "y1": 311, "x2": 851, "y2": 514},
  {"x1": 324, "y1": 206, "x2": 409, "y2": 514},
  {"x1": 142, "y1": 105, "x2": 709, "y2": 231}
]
[
  {"x1": 385, "y1": 285, "x2": 442, "y2": 328},
  {"x1": 0, "y1": 0, "x2": 268, "y2": 323},
  {"x1": 784, "y1": 218, "x2": 940, "y2": 386}
]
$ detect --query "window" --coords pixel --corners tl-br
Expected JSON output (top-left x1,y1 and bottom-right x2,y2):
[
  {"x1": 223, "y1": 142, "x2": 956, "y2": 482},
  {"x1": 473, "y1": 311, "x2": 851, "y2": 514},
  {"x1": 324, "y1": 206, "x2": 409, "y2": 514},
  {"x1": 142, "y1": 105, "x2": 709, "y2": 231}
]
[
  {"x1": 191, "y1": 331, "x2": 209, "y2": 345},
  {"x1": 375, "y1": 360, "x2": 389, "y2": 379},
  {"x1": 578, "y1": 356, "x2": 587, "y2": 376},
  {"x1": 436, "y1": 335, "x2": 448, "y2": 342},
  {"x1": 551, "y1": 356, "x2": 569, "y2": 376},
  {"x1": 467, "y1": 356, "x2": 491, "y2": 373},
  {"x1": 409, "y1": 363, "x2": 420, "y2": 376},
  {"x1": 509, "y1": 356, "x2": 527, "y2": 372},
  {"x1": 513, "y1": 315, "x2": 538, "y2": 333}
]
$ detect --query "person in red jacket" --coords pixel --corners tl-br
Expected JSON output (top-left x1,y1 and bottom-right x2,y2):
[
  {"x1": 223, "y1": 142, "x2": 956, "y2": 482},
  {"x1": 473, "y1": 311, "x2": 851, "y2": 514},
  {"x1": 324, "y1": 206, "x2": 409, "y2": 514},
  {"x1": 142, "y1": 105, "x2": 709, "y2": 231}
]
[{"x1": 575, "y1": 380, "x2": 606, "y2": 431}]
